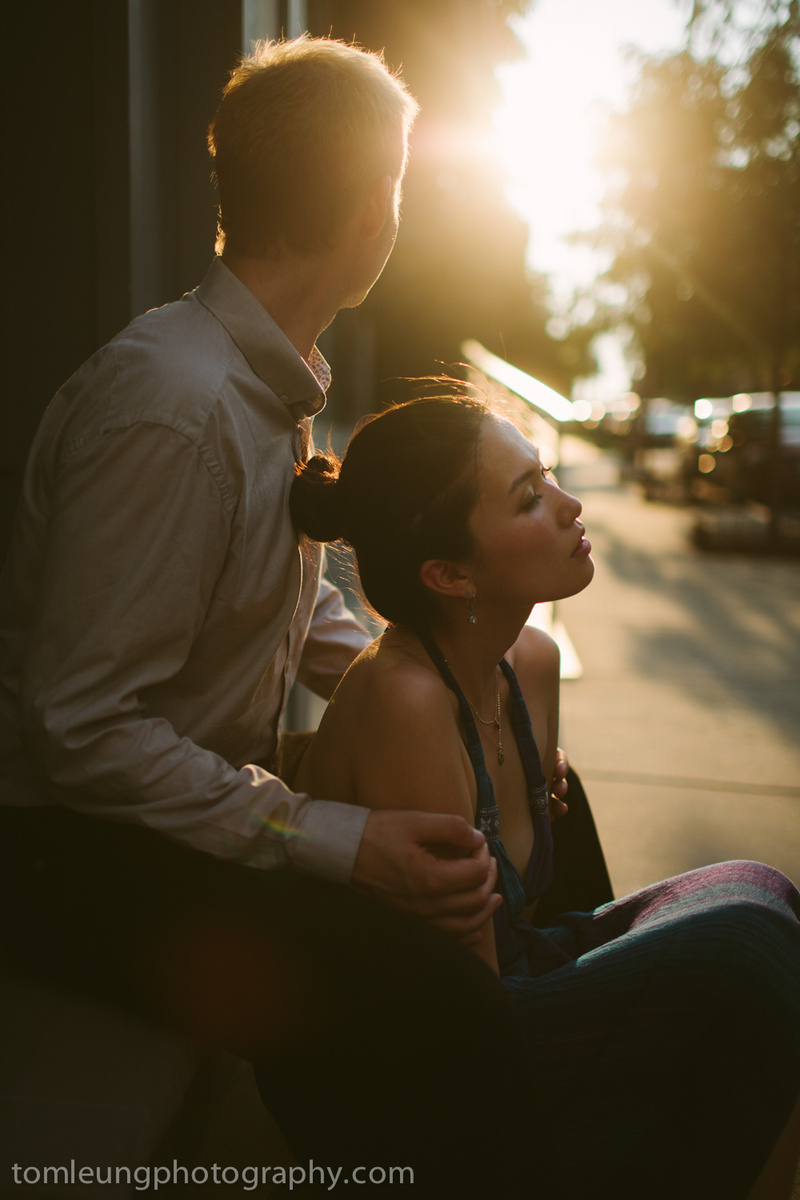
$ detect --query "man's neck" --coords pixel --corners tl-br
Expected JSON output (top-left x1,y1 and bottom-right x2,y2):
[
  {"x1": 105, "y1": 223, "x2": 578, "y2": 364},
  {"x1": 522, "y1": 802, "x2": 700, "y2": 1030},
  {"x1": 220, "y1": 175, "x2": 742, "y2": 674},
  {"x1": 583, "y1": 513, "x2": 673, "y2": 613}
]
[{"x1": 222, "y1": 249, "x2": 341, "y2": 362}]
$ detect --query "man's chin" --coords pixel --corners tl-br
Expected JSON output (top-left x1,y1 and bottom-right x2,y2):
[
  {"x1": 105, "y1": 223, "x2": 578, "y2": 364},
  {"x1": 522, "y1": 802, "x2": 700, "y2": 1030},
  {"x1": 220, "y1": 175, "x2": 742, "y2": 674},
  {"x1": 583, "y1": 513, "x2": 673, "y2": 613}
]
[
  {"x1": 342, "y1": 250, "x2": 395, "y2": 310},
  {"x1": 341, "y1": 291, "x2": 367, "y2": 310},
  {"x1": 342, "y1": 280, "x2": 378, "y2": 309}
]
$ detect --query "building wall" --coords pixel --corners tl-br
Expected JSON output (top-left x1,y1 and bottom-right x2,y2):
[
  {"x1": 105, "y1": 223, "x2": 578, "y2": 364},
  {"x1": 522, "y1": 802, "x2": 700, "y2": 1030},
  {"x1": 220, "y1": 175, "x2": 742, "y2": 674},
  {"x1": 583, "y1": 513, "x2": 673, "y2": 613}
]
[{"x1": 0, "y1": 0, "x2": 300, "y2": 559}]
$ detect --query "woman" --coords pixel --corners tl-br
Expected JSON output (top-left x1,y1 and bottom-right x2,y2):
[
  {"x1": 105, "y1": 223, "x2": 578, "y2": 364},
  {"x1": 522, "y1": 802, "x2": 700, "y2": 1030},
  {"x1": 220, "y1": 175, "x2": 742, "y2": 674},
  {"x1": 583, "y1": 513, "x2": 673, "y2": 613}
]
[{"x1": 290, "y1": 394, "x2": 800, "y2": 1199}]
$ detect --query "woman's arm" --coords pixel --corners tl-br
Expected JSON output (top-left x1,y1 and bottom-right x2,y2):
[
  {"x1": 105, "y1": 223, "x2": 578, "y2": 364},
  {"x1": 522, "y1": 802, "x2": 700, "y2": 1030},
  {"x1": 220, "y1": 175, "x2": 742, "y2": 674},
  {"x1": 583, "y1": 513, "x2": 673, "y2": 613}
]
[
  {"x1": 347, "y1": 661, "x2": 501, "y2": 974},
  {"x1": 510, "y1": 626, "x2": 563, "y2": 820}
]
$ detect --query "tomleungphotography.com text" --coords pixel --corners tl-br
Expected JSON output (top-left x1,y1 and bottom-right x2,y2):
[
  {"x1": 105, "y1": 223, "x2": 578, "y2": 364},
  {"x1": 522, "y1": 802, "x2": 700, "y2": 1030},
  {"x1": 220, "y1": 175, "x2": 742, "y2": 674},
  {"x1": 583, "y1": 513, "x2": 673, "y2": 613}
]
[{"x1": 10, "y1": 1160, "x2": 414, "y2": 1191}]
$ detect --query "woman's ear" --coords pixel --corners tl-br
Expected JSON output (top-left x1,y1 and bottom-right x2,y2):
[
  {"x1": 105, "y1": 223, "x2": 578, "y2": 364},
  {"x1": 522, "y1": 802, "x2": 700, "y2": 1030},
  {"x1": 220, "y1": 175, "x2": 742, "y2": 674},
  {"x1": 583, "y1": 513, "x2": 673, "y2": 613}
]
[{"x1": 419, "y1": 559, "x2": 473, "y2": 600}]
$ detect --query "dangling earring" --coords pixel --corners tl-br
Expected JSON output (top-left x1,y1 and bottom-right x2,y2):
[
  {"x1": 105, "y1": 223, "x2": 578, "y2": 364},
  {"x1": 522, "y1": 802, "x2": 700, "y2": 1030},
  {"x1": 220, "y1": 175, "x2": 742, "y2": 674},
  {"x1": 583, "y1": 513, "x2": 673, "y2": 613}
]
[{"x1": 466, "y1": 590, "x2": 477, "y2": 625}]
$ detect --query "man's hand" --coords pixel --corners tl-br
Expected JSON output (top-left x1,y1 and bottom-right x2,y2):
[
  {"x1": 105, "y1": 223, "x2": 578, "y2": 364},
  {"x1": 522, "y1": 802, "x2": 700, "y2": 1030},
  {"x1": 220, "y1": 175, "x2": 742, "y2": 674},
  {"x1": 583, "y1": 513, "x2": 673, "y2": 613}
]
[
  {"x1": 549, "y1": 747, "x2": 570, "y2": 822},
  {"x1": 351, "y1": 809, "x2": 501, "y2": 944}
]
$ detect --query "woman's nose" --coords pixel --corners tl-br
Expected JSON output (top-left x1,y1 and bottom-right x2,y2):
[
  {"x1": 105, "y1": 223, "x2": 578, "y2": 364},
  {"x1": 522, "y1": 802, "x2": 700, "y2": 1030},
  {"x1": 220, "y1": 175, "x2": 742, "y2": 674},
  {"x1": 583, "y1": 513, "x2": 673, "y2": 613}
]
[{"x1": 558, "y1": 487, "x2": 582, "y2": 524}]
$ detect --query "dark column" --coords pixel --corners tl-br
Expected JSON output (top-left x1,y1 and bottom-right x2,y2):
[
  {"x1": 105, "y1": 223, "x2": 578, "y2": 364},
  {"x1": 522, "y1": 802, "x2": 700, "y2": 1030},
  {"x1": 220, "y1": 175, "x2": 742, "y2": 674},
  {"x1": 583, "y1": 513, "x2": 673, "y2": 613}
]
[{"x1": 0, "y1": 0, "x2": 242, "y2": 561}]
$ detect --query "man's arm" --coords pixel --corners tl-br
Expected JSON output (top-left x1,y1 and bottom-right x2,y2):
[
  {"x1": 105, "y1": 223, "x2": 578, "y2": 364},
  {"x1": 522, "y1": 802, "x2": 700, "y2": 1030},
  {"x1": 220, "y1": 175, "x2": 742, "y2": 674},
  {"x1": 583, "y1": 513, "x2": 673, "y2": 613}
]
[
  {"x1": 17, "y1": 419, "x2": 499, "y2": 911},
  {"x1": 295, "y1": 568, "x2": 372, "y2": 700},
  {"x1": 16, "y1": 422, "x2": 366, "y2": 882}
]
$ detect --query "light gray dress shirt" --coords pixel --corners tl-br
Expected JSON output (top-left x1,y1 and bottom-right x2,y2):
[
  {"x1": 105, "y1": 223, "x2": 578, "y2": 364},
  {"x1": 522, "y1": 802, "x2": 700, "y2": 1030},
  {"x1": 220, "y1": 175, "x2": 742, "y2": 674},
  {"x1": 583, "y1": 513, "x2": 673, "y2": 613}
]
[{"x1": 0, "y1": 258, "x2": 371, "y2": 883}]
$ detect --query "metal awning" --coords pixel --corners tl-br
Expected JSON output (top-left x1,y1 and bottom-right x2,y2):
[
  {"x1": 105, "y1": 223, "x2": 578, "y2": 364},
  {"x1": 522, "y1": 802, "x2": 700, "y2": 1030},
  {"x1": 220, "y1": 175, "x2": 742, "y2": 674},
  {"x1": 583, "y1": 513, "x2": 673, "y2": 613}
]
[{"x1": 462, "y1": 339, "x2": 576, "y2": 425}]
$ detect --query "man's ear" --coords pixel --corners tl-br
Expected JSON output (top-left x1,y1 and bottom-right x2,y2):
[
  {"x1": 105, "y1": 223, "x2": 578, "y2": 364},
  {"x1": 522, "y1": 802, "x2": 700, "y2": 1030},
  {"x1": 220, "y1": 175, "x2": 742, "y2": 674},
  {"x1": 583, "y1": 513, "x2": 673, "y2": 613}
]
[
  {"x1": 361, "y1": 174, "x2": 394, "y2": 240},
  {"x1": 419, "y1": 558, "x2": 473, "y2": 600}
]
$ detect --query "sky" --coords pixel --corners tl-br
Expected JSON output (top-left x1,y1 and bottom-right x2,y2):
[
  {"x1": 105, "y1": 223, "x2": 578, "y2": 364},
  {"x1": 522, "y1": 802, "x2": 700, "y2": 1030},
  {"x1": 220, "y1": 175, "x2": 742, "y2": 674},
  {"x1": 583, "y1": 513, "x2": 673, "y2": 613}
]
[{"x1": 491, "y1": 0, "x2": 690, "y2": 398}]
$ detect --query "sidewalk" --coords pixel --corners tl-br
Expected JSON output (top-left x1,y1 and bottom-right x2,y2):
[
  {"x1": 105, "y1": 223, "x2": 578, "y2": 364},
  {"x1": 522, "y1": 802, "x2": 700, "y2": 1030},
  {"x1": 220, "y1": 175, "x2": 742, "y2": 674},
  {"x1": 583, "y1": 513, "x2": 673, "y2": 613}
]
[{"x1": 557, "y1": 437, "x2": 800, "y2": 899}]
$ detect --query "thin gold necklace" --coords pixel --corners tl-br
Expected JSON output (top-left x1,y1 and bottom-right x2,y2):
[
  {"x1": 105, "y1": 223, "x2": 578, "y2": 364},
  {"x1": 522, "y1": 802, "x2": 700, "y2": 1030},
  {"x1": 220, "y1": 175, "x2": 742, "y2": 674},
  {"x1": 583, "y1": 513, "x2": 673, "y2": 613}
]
[{"x1": 445, "y1": 660, "x2": 504, "y2": 766}]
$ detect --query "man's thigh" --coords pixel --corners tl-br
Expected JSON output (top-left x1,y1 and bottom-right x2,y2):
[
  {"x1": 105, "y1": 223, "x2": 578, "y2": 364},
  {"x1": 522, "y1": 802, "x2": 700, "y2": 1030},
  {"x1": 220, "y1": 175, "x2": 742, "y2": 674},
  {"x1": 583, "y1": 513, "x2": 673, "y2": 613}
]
[
  {"x1": 0, "y1": 806, "x2": 431, "y2": 1039},
  {"x1": 0, "y1": 804, "x2": 540, "y2": 1196},
  {"x1": 0, "y1": 803, "x2": 524, "y2": 1058}
]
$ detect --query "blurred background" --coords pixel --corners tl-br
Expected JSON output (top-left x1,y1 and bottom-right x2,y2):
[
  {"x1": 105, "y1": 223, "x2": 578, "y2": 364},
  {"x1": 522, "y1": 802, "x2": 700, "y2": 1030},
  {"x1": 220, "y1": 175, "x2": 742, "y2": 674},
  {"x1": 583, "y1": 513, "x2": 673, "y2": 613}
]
[
  {"x1": 2, "y1": 0, "x2": 798, "y2": 890},
  {"x1": 4, "y1": 0, "x2": 800, "y2": 542}
]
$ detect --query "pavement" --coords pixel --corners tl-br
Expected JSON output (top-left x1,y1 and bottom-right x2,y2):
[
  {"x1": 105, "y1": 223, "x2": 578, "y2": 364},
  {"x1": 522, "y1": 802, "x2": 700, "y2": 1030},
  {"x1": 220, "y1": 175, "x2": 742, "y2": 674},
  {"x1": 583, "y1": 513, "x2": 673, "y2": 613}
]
[{"x1": 557, "y1": 436, "x2": 800, "y2": 899}]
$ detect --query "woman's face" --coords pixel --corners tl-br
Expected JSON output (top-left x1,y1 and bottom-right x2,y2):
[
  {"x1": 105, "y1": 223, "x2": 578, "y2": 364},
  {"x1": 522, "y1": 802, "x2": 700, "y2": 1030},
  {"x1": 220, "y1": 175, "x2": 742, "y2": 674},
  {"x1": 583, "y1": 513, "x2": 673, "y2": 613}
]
[{"x1": 464, "y1": 417, "x2": 594, "y2": 611}]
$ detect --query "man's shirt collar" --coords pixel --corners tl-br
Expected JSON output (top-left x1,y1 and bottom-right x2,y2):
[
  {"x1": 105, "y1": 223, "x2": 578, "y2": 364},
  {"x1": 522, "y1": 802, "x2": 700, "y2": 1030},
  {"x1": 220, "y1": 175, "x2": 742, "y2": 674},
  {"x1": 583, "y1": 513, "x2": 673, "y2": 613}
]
[{"x1": 196, "y1": 256, "x2": 329, "y2": 420}]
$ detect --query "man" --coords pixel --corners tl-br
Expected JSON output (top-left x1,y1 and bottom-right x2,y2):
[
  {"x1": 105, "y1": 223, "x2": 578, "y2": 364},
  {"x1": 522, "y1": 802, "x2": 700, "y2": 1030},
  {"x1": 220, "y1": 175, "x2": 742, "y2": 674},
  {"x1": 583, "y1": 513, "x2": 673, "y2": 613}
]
[{"x1": 0, "y1": 36, "x2": 542, "y2": 1197}]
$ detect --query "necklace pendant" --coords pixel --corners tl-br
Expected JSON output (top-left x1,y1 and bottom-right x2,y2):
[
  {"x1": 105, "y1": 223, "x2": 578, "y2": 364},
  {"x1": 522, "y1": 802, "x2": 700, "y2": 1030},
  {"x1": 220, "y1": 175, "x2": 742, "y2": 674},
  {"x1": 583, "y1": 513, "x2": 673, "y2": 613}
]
[{"x1": 498, "y1": 749, "x2": 504, "y2": 766}]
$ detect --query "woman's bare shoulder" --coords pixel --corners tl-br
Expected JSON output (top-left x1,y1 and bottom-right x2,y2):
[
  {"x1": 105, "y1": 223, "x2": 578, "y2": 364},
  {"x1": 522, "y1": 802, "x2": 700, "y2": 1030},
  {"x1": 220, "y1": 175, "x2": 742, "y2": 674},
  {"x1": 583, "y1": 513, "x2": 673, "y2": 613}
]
[
  {"x1": 336, "y1": 633, "x2": 473, "y2": 815},
  {"x1": 507, "y1": 624, "x2": 560, "y2": 682},
  {"x1": 345, "y1": 632, "x2": 458, "y2": 729}
]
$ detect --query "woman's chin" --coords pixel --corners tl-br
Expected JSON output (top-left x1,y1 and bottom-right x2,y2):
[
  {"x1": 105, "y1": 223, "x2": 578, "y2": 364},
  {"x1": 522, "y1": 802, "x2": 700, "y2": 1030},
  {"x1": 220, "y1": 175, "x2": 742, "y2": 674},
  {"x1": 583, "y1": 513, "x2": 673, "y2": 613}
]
[{"x1": 570, "y1": 556, "x2": 596, "y2": 595}]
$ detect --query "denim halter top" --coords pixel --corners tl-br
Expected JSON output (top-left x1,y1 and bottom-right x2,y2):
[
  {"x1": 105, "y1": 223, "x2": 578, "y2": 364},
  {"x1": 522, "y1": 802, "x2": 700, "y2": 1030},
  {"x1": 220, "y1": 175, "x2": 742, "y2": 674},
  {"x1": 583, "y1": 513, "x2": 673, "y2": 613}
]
[{"x1": 420, "y1": 635, "x2": 557, "y2": 973}]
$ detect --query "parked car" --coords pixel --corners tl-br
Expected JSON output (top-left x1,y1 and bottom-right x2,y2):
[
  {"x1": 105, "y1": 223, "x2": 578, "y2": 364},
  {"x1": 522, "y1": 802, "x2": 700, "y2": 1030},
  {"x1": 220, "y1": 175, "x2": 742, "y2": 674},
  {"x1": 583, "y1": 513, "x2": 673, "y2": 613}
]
[
  {"x1": 633, "y1": 402, "x2": 696, "y2": 499},
  {"x1": 685, "y1": 400, "x2": 800, "y2": 506}
]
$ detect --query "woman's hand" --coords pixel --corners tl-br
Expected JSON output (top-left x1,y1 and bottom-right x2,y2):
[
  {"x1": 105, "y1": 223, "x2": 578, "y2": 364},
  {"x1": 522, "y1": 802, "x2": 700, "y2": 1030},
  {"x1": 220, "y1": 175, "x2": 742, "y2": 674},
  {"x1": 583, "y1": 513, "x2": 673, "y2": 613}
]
[
  {"x1": 549, "y1": 747, "x2": 569, "y2": 822},
  {"x1": 352, "y1": 809, "x2": 502, "y2": 945}
]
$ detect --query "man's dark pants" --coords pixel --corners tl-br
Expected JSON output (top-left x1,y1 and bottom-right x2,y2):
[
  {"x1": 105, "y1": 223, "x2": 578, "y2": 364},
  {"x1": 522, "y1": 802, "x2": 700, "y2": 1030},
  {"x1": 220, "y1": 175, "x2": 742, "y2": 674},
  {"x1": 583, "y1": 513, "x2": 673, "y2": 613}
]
[{"x1": 0, "y1": 772, "x2": 611, "y2": 1199}]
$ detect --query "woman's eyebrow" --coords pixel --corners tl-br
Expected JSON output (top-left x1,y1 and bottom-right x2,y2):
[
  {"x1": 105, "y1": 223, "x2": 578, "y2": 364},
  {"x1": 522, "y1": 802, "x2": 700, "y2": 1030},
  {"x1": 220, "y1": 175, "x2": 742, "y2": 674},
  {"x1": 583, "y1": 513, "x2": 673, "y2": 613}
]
[{"x1": 508, "y1": 463, "x2": 541, "y2": 494}]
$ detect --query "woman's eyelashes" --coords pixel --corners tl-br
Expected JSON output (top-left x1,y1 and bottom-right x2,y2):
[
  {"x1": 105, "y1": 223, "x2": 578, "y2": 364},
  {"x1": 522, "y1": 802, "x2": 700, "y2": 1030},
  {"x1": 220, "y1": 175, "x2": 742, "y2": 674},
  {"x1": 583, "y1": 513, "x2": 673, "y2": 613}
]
[
  {"x1": 520, "y1": 466, "x2": 552, "y2": 511},
  {"x1": 521, "y1": 486, "x2": 543, "y2": 511}
]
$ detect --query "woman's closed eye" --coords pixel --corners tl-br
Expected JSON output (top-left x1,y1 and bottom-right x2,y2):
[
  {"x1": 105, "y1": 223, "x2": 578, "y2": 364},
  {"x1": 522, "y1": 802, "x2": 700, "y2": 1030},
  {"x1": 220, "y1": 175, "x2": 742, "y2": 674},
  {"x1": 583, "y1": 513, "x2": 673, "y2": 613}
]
[
  {"x1": 520, "y1": 466, "x2": 552, "y2": 511},
  {"x1": 521, "y1": 486, "x2": 543, "y2": 511}
]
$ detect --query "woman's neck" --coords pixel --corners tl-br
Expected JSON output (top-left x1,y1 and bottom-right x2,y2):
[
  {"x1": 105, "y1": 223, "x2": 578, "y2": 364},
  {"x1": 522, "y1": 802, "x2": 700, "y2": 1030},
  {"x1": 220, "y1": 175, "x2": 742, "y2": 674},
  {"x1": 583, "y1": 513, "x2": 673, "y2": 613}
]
[{"x1": 421, "y1": 616, "x2": 519, "y2": 715}]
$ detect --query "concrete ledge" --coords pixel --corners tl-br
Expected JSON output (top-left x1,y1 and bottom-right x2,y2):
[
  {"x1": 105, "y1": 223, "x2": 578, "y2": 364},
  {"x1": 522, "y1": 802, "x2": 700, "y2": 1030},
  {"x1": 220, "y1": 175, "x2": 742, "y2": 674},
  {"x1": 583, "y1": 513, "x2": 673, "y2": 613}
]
[{"x1": 0, "y1": 952, "x2": 201, "y2": 1198}]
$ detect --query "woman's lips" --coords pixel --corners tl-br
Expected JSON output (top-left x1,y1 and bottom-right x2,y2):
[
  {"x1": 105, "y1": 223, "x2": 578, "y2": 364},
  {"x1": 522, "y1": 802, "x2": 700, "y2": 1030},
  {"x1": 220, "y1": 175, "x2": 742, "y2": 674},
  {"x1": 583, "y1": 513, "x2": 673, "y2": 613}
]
[{"x1": 572, "y1": 535, "x2": 592, "y2": 558}]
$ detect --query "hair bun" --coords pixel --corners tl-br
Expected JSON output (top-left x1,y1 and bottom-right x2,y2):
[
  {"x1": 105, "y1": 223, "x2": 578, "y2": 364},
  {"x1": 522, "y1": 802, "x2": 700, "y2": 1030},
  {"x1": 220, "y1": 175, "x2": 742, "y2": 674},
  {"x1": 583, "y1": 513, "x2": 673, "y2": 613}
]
[{"x1": 290, "y1": 452, "x2": 346, "y2": 543}]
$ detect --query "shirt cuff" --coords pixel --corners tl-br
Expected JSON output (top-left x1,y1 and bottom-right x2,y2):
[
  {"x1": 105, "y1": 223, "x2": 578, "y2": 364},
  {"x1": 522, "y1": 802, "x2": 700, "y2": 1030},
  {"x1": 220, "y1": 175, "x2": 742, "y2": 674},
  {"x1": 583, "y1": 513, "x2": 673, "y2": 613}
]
[{"x1": 288, "y1": 798, "x2": 370, "y2": 884}]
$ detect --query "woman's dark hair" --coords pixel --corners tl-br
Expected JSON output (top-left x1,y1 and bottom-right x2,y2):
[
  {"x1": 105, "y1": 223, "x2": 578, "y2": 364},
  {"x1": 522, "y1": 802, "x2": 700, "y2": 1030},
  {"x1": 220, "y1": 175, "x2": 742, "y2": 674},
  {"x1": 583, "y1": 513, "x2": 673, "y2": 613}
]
[{"x1": 290, "y1": 396, "x2": 491, "y2": 629}]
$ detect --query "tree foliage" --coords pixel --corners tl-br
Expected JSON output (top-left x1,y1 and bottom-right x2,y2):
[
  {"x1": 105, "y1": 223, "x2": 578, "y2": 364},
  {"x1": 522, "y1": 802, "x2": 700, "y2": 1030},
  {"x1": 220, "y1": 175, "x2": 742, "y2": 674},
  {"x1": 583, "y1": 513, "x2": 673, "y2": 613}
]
[
  {"x1": 307, "y1": 0, "x2": 593, "y2": 407},
  {"x1": 686, "y1": 0, "x2": 797, "y2": 49},
  {"x1": 595, "y1": 2, "x2": 800, "y2": 401}
]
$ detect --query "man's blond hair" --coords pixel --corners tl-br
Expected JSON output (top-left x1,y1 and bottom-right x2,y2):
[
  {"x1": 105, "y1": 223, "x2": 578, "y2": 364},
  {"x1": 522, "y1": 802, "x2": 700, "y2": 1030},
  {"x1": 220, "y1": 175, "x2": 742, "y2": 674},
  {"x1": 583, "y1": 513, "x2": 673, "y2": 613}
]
[{"x1": 208, "y1": 35, "x2": 418, "y2": 256}]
